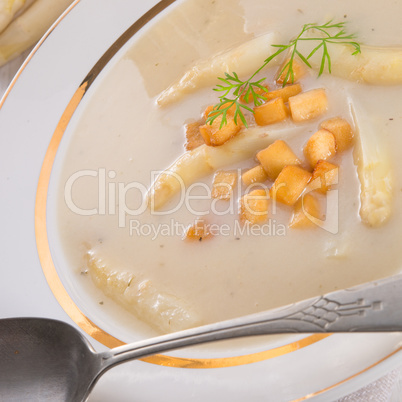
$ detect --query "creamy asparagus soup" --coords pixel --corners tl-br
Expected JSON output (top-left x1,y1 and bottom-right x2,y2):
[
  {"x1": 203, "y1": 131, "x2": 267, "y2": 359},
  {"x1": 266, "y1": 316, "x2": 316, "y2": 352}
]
[{"x1": 56, "y1": 0, "x2": 402, "y2": 335}]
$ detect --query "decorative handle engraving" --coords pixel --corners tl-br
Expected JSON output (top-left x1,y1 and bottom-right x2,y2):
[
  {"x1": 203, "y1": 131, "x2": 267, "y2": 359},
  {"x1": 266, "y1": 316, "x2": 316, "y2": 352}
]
[
  {"x1": 282, "y1": 297, "x2": 383, "y2": 331},
  {"x1": 248, "y1": 275, "x2": 401, "y2": 333}
]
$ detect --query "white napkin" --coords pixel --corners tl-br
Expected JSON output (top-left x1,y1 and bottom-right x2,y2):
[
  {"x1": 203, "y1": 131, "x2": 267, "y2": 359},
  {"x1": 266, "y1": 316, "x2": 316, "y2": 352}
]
[{"x1": 337, "y1": 368, "x2": 402, "y2": 402}]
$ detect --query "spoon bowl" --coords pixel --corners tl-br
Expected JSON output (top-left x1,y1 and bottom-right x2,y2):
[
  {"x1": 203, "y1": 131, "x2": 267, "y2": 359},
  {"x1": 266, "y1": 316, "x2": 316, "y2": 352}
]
[{"x1": 0, "y1": 318, "x2": 100, "y2": 401}]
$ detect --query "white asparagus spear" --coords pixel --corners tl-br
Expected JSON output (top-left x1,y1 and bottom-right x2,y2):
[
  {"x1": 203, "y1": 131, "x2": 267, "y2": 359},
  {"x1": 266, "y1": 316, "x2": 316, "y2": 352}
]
[
  {"x1": 147, "y1": 125, "x2": 304, "y2": 210},
  {"x1": 298, "y1": 40, "x2": 402, "y2": 85},
  {"x1": 86, "y1": 250, "x2": 201, "y2": 333},
  {"x1": 0, "y1": 0, "x2": 35, "y2": 34},
  {"x1": 0, "y1": 0, "x2": 74, "y2": 66},
  {"x1": 157, "y1": 32, "x2": 402, "y2": 108},
  {"x1": 156, "y1": 32, "x2": 280, "y2": 107},
  {"x1": 11, "y1": 0, "x2": 36, "y2": 18},
  {"x1": 349, "y1": 97, "x2": 393, "y2": 227}
]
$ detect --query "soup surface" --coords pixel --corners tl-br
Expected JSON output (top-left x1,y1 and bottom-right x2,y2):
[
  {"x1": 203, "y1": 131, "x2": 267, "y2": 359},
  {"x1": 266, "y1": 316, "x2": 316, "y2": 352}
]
[{"x1": 56, "y1": 0, "x2": 402, "y2": 335}]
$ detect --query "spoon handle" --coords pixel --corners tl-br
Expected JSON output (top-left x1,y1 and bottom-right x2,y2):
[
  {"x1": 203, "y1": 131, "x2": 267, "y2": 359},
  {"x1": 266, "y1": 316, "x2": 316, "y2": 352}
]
[{"x1": 100, "y1": 274, "x2": 402, "y2": 370}]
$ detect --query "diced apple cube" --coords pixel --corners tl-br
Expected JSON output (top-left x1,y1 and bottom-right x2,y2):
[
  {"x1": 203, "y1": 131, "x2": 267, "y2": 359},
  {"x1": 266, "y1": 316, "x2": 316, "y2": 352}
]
[
  {"x1": 199, "y1": 113, "x2": 242, "y2": 146},
  {"x1": 265, "y1": 84, "x2": 302, "y2": 103},
  {"x1": 257, "y1": 140, "x2": 300, "y2": 180},
  {"x1": 309, "y1": 160, "x2": 339, "y2": 194},
  {"x1": 253, "y1": 97, "x2": 288, "y2": 126},
  {"x1": 241, "y1": 165, "x2": 268, "y2": 186},
  {"x1": 304, "y1": 129, "x2": 337, "y2": 167},
  {"x1": 203, "y1": 103, "x2": 237, "y2": 120},
  {"x1": 186, "y1": 220, "x2": 211, "y2": 241},
  {"x1": 270, "y1": 165, "x2": 312, "y2": 206},
  {"x1": 320, "y1": 117, "x2": 354, "y2": 152},
  {"x1": 240, "y1": 85, "x2": 269, "y2": 103},
  {"x1": 184, "y1": 121, "x2": 205, "y2": 151},
  {"x1": 203, "y1": 105, "x2": 214, "y2": 120},
  {"x1": 240, "y1": 189, "x2": 269, "y2": 224},
  {"x1": 289, "y1": 193, "x2": 321, "y2": 229},
  {"x1": 212, "y1": 170, "x2": 237, "y2": 200},
  {"x1": 289, "y1": 88, "x2": 328, "y2": 122},
  {"x1": 277, "y1": 58, "x2": 308, "y2": 85}
]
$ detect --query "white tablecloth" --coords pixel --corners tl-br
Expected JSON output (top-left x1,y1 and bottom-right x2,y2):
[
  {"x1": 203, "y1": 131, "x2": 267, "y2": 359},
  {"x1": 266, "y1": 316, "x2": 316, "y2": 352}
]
[{"x1": 338, "y1": 369, "x2": 402, "y2": 401}]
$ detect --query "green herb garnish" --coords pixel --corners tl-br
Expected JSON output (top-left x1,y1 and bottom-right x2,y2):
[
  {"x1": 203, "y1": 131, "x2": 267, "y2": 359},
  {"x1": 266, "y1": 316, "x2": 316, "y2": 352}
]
[{"x1": 207, "y1": 20, "x2": 361, "y2": 128}]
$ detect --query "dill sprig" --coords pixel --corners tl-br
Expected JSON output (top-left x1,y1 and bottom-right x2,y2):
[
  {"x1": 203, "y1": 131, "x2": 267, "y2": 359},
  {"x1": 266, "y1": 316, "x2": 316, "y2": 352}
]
[{"x1": 207, "y1": 20, "x2": 361, "y2": 128}]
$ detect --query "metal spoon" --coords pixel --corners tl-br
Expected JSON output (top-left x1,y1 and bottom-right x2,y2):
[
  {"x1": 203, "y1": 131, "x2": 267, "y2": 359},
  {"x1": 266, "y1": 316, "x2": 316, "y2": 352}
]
[{"x1": 1, "y1": 274, "x2": 402, "y2": 401}]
